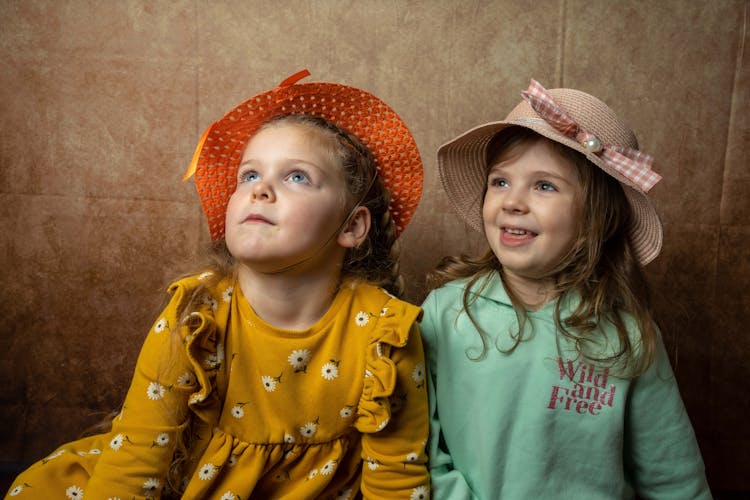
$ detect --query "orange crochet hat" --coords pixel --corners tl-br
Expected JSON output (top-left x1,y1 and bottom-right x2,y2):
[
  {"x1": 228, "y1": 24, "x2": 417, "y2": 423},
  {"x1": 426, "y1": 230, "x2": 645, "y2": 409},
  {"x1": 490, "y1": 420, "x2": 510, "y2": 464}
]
[{"x1": 184, "y1": 70, "x2": 423, "y2": 240}]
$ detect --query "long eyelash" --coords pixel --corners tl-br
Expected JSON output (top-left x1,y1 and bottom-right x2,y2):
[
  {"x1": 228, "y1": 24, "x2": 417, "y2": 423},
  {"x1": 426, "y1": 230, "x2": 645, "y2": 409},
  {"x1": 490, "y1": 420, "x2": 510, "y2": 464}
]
[
  {"x1": 238, "y1": 169, "x2": 257, "y2": 183},
  {"x1": 287, "y1": 170, "x2": 309, "y2": 182}
]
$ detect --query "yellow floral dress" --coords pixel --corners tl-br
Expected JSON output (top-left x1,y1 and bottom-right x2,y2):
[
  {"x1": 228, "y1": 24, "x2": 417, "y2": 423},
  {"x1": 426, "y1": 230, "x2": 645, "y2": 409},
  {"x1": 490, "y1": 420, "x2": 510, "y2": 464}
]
[{"x1": 6, "y1": 273, "x2": 430, "y2": 500}]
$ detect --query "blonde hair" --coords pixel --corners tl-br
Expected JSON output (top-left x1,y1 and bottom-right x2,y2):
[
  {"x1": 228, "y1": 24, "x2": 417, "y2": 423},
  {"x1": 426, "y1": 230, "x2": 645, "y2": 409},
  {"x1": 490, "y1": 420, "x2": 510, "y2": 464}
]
[{"x1": 430, "y1": 127, "x2": 657, "y2": 377}]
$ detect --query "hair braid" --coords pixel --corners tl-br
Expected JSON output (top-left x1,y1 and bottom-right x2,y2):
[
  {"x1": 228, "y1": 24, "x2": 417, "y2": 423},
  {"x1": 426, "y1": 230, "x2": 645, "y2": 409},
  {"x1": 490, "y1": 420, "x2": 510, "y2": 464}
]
[{"x1": 342, "y1": 170, "x2": 404, "y2": 297}]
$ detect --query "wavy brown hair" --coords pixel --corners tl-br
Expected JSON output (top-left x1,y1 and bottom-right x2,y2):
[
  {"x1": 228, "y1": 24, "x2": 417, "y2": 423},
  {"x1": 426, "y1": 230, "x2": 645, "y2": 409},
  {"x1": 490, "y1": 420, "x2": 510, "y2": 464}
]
[{"x1": 430, "y1": 127, "x2": 657, "y2": 377}]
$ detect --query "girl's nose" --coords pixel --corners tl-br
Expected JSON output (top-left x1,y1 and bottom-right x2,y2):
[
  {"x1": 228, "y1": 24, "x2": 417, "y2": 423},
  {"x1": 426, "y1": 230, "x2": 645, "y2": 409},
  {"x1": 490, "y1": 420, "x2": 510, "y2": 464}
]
[
  {"x1": 251, "y1": 180, "x2": 276, "y2": 202},
  {"x1": 502, "y1": 189, "x2": 528, "y2": 213}
]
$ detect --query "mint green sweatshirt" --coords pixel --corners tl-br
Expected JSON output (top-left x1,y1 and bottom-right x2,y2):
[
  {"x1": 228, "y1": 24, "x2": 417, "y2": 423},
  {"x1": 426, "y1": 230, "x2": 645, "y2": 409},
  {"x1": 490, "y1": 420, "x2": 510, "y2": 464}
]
[{"x1": 420, "y1": 272, "x2": 711, "y2": 499}]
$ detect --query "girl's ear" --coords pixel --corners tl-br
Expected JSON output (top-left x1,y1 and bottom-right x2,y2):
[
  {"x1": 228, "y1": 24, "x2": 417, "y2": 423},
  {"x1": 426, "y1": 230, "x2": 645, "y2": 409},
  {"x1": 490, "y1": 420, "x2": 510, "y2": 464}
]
[{"x1": 338, "y1": 206, "x2": 371, "y2": 248}]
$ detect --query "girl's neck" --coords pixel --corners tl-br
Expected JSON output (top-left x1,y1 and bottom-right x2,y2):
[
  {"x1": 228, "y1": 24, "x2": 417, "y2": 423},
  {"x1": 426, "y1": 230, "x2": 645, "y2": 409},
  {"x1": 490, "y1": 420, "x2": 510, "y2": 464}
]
[
  {"x1": 501, "y1": 270, "x2": 557, "y2": 311},
  {"x1": 235, "y1": 263, "x2": 342, "y2": 331}
]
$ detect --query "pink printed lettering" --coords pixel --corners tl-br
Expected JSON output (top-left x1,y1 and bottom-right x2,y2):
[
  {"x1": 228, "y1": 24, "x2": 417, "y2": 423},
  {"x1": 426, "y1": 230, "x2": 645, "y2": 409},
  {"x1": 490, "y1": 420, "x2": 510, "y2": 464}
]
[
  {"x1": 571, "y1": 383, "x2": 585, "y2": 398},
  {"x1": 584, "y1": 385, "x2": 600, "y2": 401},
  {"x1": 599, "y1": 385, "x2": 616, "y2": 407},
  {"x1": 556, "y1": 357, "x2": 578, "y2": 381},
  {"x1": 548, "y1": 385, "x2": 567, "y2": 409},
  {"x1": 548, "y1": 360, "x2": 618, "y2": 416},
  {"x1": 589, "y1": 401, "x2": 603, "y2": 415},
  {"x1": 578, "y1": 363, "x2": 594, "y2": 384},
  {"x1": 575, "y1": 400, "x2": 589, "y2": 414},
  {"x1": 593, "y1": 367, "x2": 609, "y2": 388},
  {"x1": 547, "y1": 385, "x2": 608, "y2": 415}
]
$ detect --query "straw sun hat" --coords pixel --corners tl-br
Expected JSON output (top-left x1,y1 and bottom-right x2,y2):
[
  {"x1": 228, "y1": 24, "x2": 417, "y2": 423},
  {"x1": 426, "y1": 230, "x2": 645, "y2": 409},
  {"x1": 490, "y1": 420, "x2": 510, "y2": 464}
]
[
  {"x1": 184, "y1": 70, "x2": 423, "y2": 241},
  {"x1": 438, "y1": 79, "x2": 663, "y2": 265}
]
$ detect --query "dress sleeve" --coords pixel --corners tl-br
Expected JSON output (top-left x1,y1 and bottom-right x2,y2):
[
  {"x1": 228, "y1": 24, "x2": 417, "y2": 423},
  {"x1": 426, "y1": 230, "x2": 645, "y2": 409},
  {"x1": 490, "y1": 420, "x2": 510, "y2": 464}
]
[
  {"x1": 624, "y1": 331, "x2": 712, "y2": 499},
  {"x1": 356, "y1": 302, "x2": 431, "y2": 500},
  {"x1": 84, "y1": 277, "x2": 213, "y2": 499},
  {"x1": 420, "y1": 291, "x2": 478, "y2": 500}
]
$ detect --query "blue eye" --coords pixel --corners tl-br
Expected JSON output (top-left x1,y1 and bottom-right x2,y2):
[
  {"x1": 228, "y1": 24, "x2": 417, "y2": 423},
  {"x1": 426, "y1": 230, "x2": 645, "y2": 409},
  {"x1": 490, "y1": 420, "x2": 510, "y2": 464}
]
[
  {"x1": 488, "y1": 176, "x2": 508, "y2": 188},
  {"x1": 239, "y1": 170, "x2": 259, "y2": 183},
  {"x1": 538, "y1": 181, "x2": 557, "y2": 192},
  {"x1": 288, "y1": 171, "x2": 310, "y2": 184}
]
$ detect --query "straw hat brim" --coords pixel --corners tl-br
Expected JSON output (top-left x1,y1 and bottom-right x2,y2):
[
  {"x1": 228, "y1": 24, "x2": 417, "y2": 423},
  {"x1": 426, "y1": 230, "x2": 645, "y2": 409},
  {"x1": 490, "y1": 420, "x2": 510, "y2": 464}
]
[
  {"x1": 190, "y1": 71, "x2": 423, "y2": 240},
  {"x1": 437, "y1": 118, "x2": 662, "y2": 265}
]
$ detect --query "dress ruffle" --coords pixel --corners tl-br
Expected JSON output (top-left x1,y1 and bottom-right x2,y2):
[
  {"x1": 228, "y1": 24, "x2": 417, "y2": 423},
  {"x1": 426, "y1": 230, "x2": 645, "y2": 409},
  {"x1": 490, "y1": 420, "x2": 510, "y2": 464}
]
[
  {"x1": 168, "y1": 275, "x2": 229, "y2": 429},
  {"x1": 354, "y1": 297, "x2": 414, "y2": 434},
  {"x1": 185, "y1": 311, "x2": 223, "y2": 426}
]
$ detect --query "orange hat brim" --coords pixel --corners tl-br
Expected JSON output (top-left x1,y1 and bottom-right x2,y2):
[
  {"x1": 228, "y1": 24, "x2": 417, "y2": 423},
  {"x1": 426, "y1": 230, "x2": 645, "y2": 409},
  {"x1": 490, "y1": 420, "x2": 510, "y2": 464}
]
[{"x1": 187, "y1": 70, "x2": 423, "y2": 241}]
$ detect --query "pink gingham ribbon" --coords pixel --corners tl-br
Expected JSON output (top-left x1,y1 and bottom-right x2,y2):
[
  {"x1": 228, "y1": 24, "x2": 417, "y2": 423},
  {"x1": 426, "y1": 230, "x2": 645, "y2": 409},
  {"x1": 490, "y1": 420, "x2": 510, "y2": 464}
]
[{"x1": 521, "y1": 79, "x2": 661, "y2": 192}]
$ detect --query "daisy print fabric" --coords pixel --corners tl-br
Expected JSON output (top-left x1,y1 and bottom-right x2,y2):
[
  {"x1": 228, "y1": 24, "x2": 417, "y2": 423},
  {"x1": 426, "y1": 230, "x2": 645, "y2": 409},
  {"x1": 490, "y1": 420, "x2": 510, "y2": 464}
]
[
  {"x1": 197, "y1": 280, "x2": 431, "y2": 498},
  {"x1": 5, "y1": 275, "x2": 430, "y2": 499}
]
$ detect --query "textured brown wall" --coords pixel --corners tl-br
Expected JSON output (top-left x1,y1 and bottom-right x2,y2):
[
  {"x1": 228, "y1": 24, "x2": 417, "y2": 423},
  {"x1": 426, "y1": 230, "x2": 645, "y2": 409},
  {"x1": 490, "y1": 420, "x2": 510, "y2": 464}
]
[{"x1": 1, "y1": 0, "x2": 747, "y2": 495}]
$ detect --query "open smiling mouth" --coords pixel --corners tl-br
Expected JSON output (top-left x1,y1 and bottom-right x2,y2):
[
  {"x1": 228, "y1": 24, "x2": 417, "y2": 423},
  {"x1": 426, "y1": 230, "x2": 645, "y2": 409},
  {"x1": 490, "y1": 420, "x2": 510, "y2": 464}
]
[
  {"x1": 500, "y1": 227, "x2": 538, "y2": 246},
  {"x1": 502, "y1": 227, "x2": 536, "y2": 236}
]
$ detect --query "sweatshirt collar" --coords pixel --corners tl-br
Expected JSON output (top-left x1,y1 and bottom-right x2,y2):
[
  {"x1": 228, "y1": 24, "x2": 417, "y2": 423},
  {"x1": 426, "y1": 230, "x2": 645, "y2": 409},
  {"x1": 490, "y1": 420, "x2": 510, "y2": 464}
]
[{"x1": 446, "y1": 270, "x2": 579, "y2": 314}]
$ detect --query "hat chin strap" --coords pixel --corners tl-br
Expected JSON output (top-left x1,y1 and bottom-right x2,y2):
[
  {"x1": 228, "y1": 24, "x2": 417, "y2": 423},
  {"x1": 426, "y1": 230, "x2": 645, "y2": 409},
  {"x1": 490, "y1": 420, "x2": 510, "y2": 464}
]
[{"x1": 262, "y1": 171, "x2": 378, "y2": 275}]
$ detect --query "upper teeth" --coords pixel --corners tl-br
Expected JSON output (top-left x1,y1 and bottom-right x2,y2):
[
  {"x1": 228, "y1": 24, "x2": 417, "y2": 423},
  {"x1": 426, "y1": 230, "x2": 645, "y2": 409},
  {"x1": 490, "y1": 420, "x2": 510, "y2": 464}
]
[{"x1": 505, "y1": 228, "x2": 528, "y2": 235}]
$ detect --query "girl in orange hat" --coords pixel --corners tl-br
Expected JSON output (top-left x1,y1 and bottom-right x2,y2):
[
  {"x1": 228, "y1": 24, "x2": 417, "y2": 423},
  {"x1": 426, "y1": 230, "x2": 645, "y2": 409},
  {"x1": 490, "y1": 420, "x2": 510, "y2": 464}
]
[
  {"x1": 6, "y1": 71, "x2": 429, "y2": 500},
  {"x1": 421, "y1": 80, "x2": 710, "y2": 499}
]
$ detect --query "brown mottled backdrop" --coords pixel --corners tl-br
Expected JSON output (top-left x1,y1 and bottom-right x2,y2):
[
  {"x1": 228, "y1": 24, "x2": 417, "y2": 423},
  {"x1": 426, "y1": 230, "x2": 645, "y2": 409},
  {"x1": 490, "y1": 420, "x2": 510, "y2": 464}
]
[{"x1": 1, "y1": 0, "x2": 747, "y2": 496}]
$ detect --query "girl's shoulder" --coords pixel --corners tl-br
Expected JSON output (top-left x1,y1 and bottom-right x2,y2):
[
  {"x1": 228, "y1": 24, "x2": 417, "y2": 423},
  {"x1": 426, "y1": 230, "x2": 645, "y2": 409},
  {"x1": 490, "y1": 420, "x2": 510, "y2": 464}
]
[
  {"x1": 424, "y1": 272, "x2": 508, "y2": 305},
  {"x1": 159, "y1": 271, "x2": 236, "y2": 322},
  {"x1": 167, "y1": 271, "x2": 234, "y2": 296},
  {"x1": 349, "y1": 281, "x2": 423, "y2": 324}
]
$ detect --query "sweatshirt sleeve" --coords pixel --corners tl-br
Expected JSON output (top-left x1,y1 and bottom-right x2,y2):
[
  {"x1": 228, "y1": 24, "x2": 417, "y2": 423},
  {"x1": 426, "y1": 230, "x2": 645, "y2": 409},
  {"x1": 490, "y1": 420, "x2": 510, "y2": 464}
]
[
  {"x1": 421, "y1": 292, "x2": 478, "y2": 500},
  {"x1": 624, "y1": 333, "x2": 712, "y2": 499}
]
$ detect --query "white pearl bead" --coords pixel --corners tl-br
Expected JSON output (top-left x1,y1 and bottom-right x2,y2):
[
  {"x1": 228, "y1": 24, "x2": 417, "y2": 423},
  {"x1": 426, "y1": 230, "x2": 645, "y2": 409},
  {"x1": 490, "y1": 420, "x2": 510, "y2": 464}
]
[{"x1": 582, "y1": 136, "x2": 602, "y2": 152}]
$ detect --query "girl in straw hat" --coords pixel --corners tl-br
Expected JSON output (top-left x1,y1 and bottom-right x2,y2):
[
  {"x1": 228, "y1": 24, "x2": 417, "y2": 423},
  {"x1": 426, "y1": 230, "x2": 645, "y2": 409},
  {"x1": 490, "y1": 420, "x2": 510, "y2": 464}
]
[
  {"x1": 6, "y1": 71, "x2": 430, "y2": 499},
  {"x1": 421, "y1": 80, "x2": 710, "y2": 499}
]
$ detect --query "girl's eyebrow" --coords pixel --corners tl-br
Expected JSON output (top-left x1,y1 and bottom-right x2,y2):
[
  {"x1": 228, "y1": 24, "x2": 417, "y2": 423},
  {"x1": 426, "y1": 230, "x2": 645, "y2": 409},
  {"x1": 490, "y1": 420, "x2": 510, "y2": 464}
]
[
  {"x1": 238, "y1": 159, "x2": 255, "y2": 168},
  {"x1": 529, "y1": 169, "x2": 572, "y2": 181},
  {"x1": 486, "y1": 163, "x2": 507, "y2": 174},
  {"x1": 238, "y1": 158, "x2": 324, "y2": 170}
]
